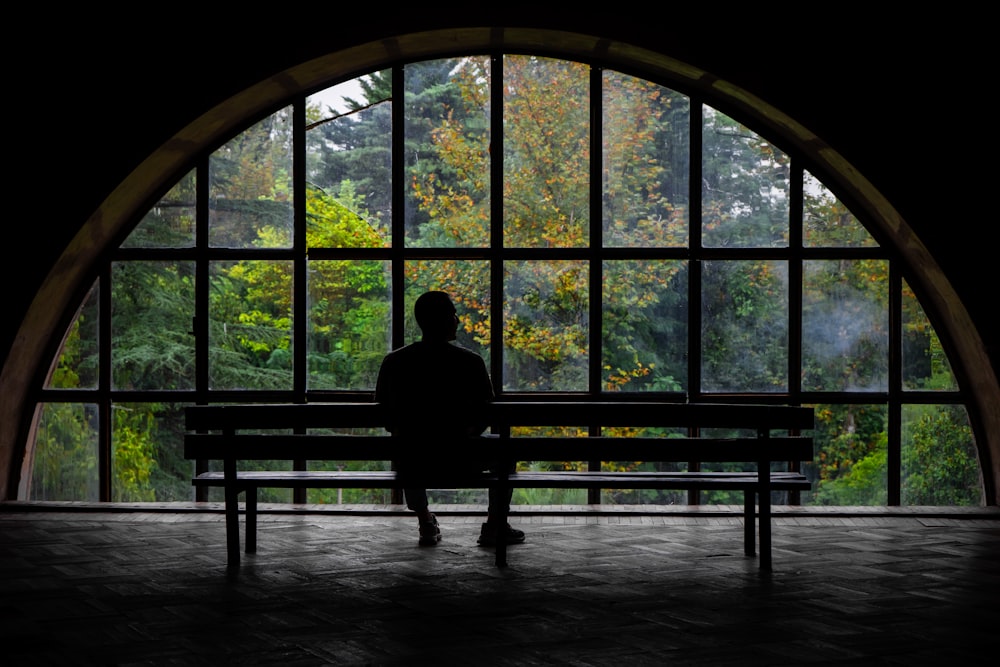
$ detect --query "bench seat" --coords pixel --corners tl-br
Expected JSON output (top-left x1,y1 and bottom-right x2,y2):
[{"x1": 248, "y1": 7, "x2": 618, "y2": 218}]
[{"x1": 193, "y1": 469, "x2": 810, "y2": 491}]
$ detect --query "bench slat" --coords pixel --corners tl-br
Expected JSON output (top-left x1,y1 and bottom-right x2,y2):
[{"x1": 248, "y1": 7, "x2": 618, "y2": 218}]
[
  {"x1": 492, "y1": 402, "x2": 815, "y2": 431},
  {"x1": 185, "y1": 434, "x2": 814, "y2": 463},
  {"x1": 185, "y1": 401, "x2": 815, "y2": 432},
  {"x1": 193, "y1": 469, "x2": 811, "y2": 491}
]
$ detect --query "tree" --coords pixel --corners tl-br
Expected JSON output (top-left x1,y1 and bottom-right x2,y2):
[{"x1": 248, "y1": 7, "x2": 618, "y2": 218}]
[
  {"x1": 902, "y1": 405, "x2": 981, "y2": 505},
  {"x1": 307, "y1": 70, "x2": 393, "y2": 237}
]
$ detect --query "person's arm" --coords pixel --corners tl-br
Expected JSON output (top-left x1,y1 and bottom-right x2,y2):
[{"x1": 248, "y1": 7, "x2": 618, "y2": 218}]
[
  {"x1": 374, "y1": 356, "x2": 396, "y2": 434},
  {"x1": 468, "y1": 355, "x2": 494, "y2": 436}
]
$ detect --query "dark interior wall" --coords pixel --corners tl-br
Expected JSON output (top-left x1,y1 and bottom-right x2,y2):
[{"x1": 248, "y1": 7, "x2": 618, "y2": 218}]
[{"x1": 7, "y1": 10, "x2": 996, "y2": 379}]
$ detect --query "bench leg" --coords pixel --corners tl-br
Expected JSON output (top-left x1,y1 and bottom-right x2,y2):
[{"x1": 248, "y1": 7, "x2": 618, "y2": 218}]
[
  {"x1": 759, "y1": 503, "x2": 772, "y2": 570},
  {"x1": 245, "y1": 487, "x2": 257, "y2": 554},
  {"x1": 758, "y1": 467, "x2": 772, "y2": 571},
  {"x1": 495, "y1": 479, "x2": 508, "y2": 568},
  {"x1": 223, "y1": 483, "x2": 240, "y2": 566},
  {"x1": 743, "y1": 490, "x2": 755, "y2": 557}
]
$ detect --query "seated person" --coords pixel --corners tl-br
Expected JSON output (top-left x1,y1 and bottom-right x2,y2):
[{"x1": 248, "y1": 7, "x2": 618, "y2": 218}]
[{"x1": 375, "y1": 290, "x2": 525, "y2": 548}]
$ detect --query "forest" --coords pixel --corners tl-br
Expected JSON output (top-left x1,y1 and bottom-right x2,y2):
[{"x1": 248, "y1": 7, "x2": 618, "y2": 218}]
[{"x1": 29, "y1": 56, "x2": 982, "y2": 507}]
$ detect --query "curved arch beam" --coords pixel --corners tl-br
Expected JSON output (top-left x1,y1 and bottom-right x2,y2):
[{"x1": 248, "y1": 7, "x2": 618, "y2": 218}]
[{"x1": 3, "y1": 28, "x2": 996, "y2": 502}]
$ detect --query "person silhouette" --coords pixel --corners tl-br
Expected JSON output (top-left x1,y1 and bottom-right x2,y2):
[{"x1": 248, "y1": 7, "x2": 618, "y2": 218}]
[{"x1": 375, "y1": 290, "x2": 526, "y2": 547}]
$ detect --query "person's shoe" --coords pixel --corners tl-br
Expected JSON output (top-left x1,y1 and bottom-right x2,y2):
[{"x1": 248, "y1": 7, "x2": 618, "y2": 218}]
[
  {"x1": 477, "y1": 522, "x2": 526, "y2": 547},
  {"x1": 418, "y1": 514, "x2": 441, "y2": 546}
]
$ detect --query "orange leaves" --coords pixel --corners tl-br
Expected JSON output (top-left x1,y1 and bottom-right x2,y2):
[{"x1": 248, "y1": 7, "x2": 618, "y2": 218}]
[
  {"x1": 505, "y1": 316, "x2": 584, "y2": 361},
  {"x1": 603, "y1": 361, "x2": 653, "y2": 391}
]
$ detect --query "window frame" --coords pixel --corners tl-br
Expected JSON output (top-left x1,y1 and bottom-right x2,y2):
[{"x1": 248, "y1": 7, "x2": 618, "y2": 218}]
[{"x1": 29, "y1": 53, "x2": 977, "y2": 507}]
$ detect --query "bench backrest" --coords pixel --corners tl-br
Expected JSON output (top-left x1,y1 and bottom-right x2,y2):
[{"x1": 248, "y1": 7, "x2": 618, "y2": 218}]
[
  {"x1": 185, "y1": 401, "x2": 814, "y2": 432},
  {"x1": 185, "y1": 401, "x2": 815, "y2": 464}
]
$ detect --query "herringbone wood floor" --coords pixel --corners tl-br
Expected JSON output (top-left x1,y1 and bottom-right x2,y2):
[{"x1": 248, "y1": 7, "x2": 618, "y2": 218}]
[{"x1": 1, "y1": 503, "x2": 998, "y2": 666}]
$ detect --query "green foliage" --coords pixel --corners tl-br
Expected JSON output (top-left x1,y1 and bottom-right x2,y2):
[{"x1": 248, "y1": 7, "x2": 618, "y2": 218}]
[
  {"x1": 112, "y1": 262, "x2": 196, "y2": 390},
  {"x1": 601, "y1": 260, "x2": 686, "y2": 392},
  {"x1": 513, "y1": 487, "x2": 588, "y2": 505},
  {"x1": 803, "y1": 171, "x2": 877, "y2": 248},
  {"x1": 406, "y1": 57, "x2": 491, "y2": 247},
  {"x1": 702, "y1": 109, "x2": 790, "y2": 247},
  {"x1": 307, "y1": 458, "x2": 394, "y2": 504},
  {"x1": 602, "y1": 72, "x2": 689, "y2": 247},
  {"x1": 30, "y1": 404, "x2": 99, "y2": 501},
  {"x1": 701, "y1": 260, "x2": 788, "y2": 392},
  {"x1": 801, "y1": 259, "x2": 889, "y2": 392},
  {"x1": 902, "y1": 405, "x2": 981, "y2": 505},
  {"x1": 122, "y1": 170, "x2": 197, "y2": 248},
  {"x1": 808, "y1": 404, "x2": 888, "y2": 505},
  {"x1": 812, "y1": 446, "x2": 887, "y2": 505},
  {"x1": 50, "y1": 304, "x2": 97, "y2": 389},
  {"x1": 308, "y1": 70, "x2": 393, "y2": 229},
  {"x1": 112, "y1": 406, "x2": 157, "y2": 502}
]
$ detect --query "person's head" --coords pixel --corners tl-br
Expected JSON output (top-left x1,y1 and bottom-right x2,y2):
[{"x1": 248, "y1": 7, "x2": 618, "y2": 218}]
[{"x1": 414, "y1": 290, "x2": 459, "y2": 341}]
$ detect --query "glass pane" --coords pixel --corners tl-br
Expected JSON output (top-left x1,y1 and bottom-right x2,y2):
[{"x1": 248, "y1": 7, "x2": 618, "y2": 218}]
[
  {"x1": 28, "y1": 402, "x2": 99, "y2": 501},
  {"x1": 307, "y1": 458, "x2": 393, "y2": 505},
  {"x1": 603, "y1": 260, "x2": 688, "y2": 392},
  {"x1": 511, "y1": 426, "x2": 589, "y2": 505},
  {"x1": 209, "y1": 106, "x2": 294, "y2": 248},
  {"x1": 112, "y1": 402, "x2": 191, "y2": 502},
  {"x1": 504, "y1": 55, "x2": 590, "y2": 248},
  {"x1": 307, "y1": 259, "x2": 391, "y2": 390},
  {"x1": 603, "y1": 71, "x2": 689, "y2": 247},
  {"x1": 46, "y1": 280, "x2": 99, "y2": 389},
  {"x1": 599, "y1": 428, "x2": 690, "y2": 506},
  {"x1": 702, "y1": 107, "x2": 789, "y2": 248},
  {"x1": 403, "y1": 259, "x2": 491, "y2": 364},
  {"x1": 803, "y1": 170, "x2": 878, "y2": 247},
  {"x1": 802, "y1": 259, "x2": 888, "y2": 391},
  {"x1": 208, "y1": 260, "x2": 293, "y2": 391},
  {"x1": 901, "y1": 404, "x2": 982, "y2": 506},
  {"x1": 701, "y1": 260, "x2": 787, "y2": 392},
  {"x1": 503, "y1": 260, "x2": 589, "y2": 391},
  {"x1": 306, "y1": 73, "x2": 392, "y2": 248},
  {"x1": 514, "y1": 487, "x2": 588, "y2": 505},
  {"x1": 801, "y1": 403, "x2": 887, "y2": 506},
  {"x1": 203, "y1": 455, "x2": 294, "y2": 504},
  {"x1": 903, "y1": 279, "x2": 958, "y2": 391},
  {"x1": 121, "y1": 169, "x2": 196, "y2": 248},
  {"x1": 404, "y1": 58, "x2": 491, "y2": 248},
  {"x1": 111, "y1": 261, "x2": 195, "y2": 391}
]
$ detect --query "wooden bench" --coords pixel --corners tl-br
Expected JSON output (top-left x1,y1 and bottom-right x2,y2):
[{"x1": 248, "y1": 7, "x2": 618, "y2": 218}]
[{"x1": 184, "y1": 401, "x2": 814, "y2": 571}]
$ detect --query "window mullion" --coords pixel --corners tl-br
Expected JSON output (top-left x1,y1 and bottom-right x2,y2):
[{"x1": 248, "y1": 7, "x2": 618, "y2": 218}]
[
  {"x1": 490, "y1": 53, "x2": 504, "y2": 393},
  {"x1": 689, "y1": 99, "x2": 703, "y2": 402},
  {"x1": 195, "y1": 156, "x2": 210, "y2": 397},
  {"x1": 293, "y1": 98, "x2": 307, "y2": 400},
  {"x1": 888, "y1": 263, "x2": 902, "y2": 505},
  {"x1": 98, "y1": 263, "x2": 112, "y2": 502},
  {"x1": 789, "y1": 161, "x2": 803, "y2": 406},
  {"x1": 589, "y1": 65, "x2": 602, "y2": 398},
  {"x1": 391, "y1": 64, "x2": 406, "y2": 350}
]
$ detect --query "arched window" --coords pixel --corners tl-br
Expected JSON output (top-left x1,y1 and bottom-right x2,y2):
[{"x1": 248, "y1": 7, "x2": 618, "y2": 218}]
[{"x1": 26, "y1": 54, "x2": 983, "y2": 507}]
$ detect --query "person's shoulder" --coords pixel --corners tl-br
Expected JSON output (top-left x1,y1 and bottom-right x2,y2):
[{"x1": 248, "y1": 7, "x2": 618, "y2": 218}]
[
  {"x1": 379, "y1": 343, "x2": 421, "y2": 369},
  {"x1": 446, "y1": 342, "x2": 486, "y2": 361},
  {"x1": 384, "y1": 342, "x2": 420, "y2": 358}
]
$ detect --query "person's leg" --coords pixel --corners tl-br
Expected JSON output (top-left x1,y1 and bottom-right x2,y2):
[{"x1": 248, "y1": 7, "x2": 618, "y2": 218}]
[
  {"x1": 398, "y1": 457, "x2": 441, "y2": 546},
  {"x1": 404, "y1": 486, "x2": 441, "y2": 545},
  {"x1": 479, "y1": 459, "x2": 525, "y2": 546},
  {"x1": 485, "y1": 474, "x2": 512, "y2": 523},
  {"x1": 404, "y1": 486, "x2": 431, "y2": 520}
]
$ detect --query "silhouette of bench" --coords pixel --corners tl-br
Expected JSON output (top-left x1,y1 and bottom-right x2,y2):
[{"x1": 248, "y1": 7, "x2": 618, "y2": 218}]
[{"x1": 184, "y1": 401, "x2": 813, "y2": 570}]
